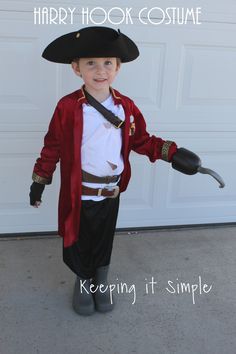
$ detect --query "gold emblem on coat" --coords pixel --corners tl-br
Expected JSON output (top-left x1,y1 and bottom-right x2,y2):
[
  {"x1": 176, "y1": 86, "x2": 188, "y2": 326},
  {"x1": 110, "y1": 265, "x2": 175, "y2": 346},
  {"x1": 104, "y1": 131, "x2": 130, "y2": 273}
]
[{"x1": 129, "y1": 115, "x2": 135, "y2": 136}]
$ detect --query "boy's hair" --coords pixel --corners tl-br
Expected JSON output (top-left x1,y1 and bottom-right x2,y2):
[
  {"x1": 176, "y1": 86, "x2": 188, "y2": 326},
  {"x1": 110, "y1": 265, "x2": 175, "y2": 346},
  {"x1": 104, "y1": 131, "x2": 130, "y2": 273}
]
[{"x1": 72, "y1": 57, "x2": 121, "y2": 66}]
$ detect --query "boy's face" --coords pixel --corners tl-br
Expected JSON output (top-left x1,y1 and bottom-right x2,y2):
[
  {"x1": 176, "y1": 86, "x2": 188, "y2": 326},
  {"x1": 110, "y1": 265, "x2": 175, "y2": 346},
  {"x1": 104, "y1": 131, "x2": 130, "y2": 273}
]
[{"x1": 71, "y1": 57, "x2": 120, "y2": 94}]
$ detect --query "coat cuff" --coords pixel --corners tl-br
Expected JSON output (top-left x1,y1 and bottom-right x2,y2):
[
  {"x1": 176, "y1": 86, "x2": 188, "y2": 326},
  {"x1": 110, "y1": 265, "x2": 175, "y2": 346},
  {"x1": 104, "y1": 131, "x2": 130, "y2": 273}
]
[
  {"x1": 32, "y1": 172, "x2": 52, "y2": 185},
  {"x1": 161, "y1": 141, "x2": 177, "y2": 162}
]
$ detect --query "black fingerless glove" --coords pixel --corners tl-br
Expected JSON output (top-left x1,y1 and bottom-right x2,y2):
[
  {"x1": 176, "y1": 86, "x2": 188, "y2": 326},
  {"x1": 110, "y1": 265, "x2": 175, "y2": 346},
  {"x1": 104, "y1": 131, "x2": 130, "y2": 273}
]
[
  {"x1": 29, "y1": 182, "x2": 45, "y2": 205},
  {"x1": 171, "y1": 148, "x2": 201, "y2": 175}
]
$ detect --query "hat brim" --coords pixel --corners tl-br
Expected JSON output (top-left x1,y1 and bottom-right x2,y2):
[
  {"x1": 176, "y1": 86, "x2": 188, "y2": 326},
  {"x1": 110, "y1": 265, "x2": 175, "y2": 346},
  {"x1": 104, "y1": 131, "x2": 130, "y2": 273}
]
[{"x1": 42, "y1": 27, "x2": 139, "y2": 64}]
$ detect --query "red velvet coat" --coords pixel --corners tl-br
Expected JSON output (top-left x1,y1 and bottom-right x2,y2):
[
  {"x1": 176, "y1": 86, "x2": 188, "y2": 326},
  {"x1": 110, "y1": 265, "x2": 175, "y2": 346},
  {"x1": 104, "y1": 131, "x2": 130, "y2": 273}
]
[{"x1": 33, "y1": 87, "x2": 177, "y2": 248}]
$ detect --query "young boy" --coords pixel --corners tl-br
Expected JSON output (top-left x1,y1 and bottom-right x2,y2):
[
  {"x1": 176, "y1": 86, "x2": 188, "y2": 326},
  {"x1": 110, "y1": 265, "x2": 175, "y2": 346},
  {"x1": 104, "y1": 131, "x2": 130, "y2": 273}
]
[{"x1": 29, "y1": 26, "x2": 202, "y2": 316}]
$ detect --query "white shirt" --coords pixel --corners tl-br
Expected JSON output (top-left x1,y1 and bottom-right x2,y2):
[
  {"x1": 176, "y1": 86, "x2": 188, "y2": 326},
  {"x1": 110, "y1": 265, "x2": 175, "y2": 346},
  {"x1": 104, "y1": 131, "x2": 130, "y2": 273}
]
[{"x1": 81, "y1": 94, "x2": 125, "y2": 201}]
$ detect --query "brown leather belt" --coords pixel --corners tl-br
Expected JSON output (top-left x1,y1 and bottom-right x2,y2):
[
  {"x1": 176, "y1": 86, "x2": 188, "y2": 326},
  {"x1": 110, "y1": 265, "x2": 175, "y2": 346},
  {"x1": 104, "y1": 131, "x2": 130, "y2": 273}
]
[
  {"x1": 82, "y1": 170, "x2": 120, "y2": 184},
  {"x1": 82, "y1": 185, "x2": 120, "y2": 198}
]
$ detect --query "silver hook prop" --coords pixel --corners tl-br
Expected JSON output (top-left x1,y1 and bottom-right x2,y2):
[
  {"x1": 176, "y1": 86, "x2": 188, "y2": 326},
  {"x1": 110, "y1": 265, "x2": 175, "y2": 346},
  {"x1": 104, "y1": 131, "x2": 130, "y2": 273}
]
[{"x1": 197, "y1": 166, "x2": 225, "y2": 188}]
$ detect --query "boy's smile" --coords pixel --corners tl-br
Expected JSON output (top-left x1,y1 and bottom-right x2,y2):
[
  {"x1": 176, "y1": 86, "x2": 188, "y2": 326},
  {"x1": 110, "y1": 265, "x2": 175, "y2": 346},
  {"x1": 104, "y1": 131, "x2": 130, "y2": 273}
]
[{"x1": 72, "y1": 57, "x2": 120, "y2": 102}]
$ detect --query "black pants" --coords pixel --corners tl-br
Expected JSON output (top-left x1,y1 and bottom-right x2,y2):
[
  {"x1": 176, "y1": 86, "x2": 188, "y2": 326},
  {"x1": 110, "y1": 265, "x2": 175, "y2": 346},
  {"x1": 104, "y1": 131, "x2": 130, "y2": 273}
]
[{"x1": 63, "y1": 195, "x2": 120, "y2": 278}]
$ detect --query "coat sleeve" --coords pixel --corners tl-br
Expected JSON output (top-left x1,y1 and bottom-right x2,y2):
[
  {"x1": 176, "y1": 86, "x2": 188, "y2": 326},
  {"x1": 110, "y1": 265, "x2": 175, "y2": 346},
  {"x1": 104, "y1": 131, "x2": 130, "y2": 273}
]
[
  {"x1": 32, "y1": 105, "x2": 61, "y2": 184},
  {"x1": 130, "y1": 101, "x2": 177, "y2": 162}
]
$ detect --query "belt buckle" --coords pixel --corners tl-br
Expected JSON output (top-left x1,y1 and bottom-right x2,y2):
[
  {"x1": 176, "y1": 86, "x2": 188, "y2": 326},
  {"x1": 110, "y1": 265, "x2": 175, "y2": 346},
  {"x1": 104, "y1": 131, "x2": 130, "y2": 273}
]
[{"x1": 104, "y1": 185, "x2": 120, "y2": 198}]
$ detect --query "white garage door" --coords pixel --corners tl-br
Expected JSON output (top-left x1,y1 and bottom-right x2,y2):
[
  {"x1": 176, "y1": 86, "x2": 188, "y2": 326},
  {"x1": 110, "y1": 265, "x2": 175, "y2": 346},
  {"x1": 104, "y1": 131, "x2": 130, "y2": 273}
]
[{"x1": 0, "y1": 1, "x2": 236, "y2": 234}]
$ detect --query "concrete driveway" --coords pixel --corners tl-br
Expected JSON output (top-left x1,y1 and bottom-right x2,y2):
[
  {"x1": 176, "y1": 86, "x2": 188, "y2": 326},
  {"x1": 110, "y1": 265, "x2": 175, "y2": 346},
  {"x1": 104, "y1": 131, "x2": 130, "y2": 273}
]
[{"x1": 0, "y1": 225, "x2": 236, "y2": 354}]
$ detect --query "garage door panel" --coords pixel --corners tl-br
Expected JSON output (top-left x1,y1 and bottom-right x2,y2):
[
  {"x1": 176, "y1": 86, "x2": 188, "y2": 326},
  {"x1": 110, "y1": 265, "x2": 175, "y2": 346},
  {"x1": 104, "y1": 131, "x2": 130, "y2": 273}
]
[
  {"x1": 178, "y1": 45, "x2": 236, "y2": 107},
  {"x1": 0, "y1": 35, "x2": 40, "y2": 117},
  {"x1": 0, "y1": 133, "x2": 59, "y2": 232},
  {"x1": 118, "y1": 154, "x2": 156, "y2": 209},
  {"x1": 116, "y1": 42, "x2": 166, "y2": 108},
  {"x1": 0, "y1": 14, "x2": 60, "y2": 131},
  {"x1": 0, "y1": 36, "x2": 38, "y2": 99},
  {"x1": 161, "y1": 25, "x2": 236, "y2": 131}
]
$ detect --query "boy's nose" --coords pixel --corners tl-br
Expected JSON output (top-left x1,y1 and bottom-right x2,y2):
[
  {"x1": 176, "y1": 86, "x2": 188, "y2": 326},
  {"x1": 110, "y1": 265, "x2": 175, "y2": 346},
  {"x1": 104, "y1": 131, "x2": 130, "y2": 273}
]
[{"x1": 95, "y1": 64, "x2": 105, "y2": 73}]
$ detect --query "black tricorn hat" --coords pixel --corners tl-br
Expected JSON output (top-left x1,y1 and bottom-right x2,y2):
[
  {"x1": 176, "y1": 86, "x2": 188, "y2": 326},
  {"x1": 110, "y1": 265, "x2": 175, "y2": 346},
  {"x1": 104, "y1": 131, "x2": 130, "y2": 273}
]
[{"x1": 42, "y1": 26, "x2": 139, "y2": 64}]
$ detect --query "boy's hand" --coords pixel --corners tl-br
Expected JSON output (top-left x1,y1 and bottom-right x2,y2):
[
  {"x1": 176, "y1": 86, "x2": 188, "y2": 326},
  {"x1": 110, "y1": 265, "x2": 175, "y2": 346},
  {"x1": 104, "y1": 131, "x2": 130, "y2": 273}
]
[
  {"x1": 29, "y1": 182, "x2": 45, "y2": 207},
  {"x1": 33, "y1": 201, "x2": 42, "y2": 208}
]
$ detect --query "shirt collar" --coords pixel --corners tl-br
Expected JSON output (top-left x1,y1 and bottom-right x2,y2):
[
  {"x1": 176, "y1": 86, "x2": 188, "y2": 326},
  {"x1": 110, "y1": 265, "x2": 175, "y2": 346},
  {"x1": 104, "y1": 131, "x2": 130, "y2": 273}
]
[{"x1": 77, "y1": 85, "x2": 122, "y2": 106}]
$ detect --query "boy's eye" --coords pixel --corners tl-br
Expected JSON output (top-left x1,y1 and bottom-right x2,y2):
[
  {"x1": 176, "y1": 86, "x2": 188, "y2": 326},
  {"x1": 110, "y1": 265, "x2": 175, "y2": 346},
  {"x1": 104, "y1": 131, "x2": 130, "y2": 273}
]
[
  {"x1": 87, "y1": 61, "x2": 95, "y2": 65},
  {"x1": 105, "y1": 61, "x2": 112, "y2": 65}
]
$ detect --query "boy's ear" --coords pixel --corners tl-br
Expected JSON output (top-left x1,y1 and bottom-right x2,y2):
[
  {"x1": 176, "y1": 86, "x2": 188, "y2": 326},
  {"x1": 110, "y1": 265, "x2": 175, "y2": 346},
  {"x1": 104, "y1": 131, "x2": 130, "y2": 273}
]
[
  {"x1": 116, "y1": 59, "x2": 121, "y2": 73},
  {"x1": 115, "y1": 63, "x2": 121, "y2": 75},
  {"x1": 71, "y1": 61, "x2": 82, "y2": 77}
]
